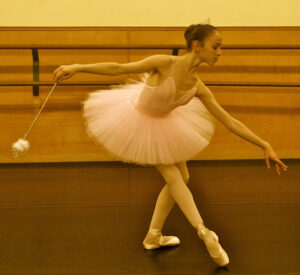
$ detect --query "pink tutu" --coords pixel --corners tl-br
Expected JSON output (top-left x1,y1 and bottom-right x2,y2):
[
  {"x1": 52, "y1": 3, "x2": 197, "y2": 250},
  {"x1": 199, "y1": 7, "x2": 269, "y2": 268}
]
[{"x1": 82, "y1": 74, "x2": 215, "y2": 166}]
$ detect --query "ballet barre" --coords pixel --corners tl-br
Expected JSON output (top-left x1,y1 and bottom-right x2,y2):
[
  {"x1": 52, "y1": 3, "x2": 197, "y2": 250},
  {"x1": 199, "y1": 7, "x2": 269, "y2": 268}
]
[
  {"x1": 1, "y1": 43, "x2": 300, "y2": 96},
  {"x1": 1, "y1": 81, "x2": 300, "y2": 88}
]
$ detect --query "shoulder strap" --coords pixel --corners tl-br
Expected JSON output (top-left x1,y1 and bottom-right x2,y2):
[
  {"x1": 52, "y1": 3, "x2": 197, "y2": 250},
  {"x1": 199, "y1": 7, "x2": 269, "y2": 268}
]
[{"x1": 169, "y1": 56, "x2": 175, "y2": 77}]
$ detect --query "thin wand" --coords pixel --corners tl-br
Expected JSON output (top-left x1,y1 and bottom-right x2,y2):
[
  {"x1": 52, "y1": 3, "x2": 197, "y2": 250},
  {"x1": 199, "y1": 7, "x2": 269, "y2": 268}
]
[{"x1": 24, "y1": 82, "x2": 57, "y2": 140}]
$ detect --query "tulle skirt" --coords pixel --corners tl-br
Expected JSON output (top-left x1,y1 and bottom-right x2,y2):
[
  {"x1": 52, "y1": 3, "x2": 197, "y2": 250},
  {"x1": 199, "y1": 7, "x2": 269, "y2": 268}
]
[{"x1": 82, "y1": 83, "x2": 215, "y2": 166}]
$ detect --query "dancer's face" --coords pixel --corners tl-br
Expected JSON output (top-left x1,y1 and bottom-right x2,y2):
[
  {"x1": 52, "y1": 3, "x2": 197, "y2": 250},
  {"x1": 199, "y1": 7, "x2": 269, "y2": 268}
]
[{"x1": 193, "y1": 31, "x2": 223, "y2": 65}]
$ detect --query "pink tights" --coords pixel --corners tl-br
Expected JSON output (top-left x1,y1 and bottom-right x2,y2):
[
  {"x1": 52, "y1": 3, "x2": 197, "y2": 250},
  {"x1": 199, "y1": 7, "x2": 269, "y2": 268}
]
[{"x1": 148, "y1": 162, "x2": 204, "y2": 233}]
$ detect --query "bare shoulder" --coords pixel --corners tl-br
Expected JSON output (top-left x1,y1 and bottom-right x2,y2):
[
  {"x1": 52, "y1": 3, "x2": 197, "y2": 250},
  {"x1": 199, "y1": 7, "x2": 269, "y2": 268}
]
[
  {"x1": 149, "y1": 54, "x2": 173, "y2": 70},
  {"x1": 118, "y1": 54, "x2": 172, "y2": 74},
  {"x1": 150, "y1": 54, "x2": 173, "y2": 63},
  {"x1": 140, "y1": 54, "x2": 174, "y2": 76},
  {"x1": 142, "y1": 54, "x2": 172, "y2": 65}
]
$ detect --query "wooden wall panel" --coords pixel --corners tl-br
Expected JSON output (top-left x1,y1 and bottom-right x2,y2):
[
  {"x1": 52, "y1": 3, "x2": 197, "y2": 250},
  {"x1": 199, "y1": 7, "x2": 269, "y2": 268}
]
[
  {"x1": 219, "y1": 27, "x2": 300, "y2": 45},
  {"x1": 1, "y1": 86, "x2": 112, "y2": 163},
  {"x1": 0, "y1": 50, "x2": 32, "y2": 82},
  {"x1": 128, "y1": 29, "x2": 184, "y2": 45},
  {"x1": 2, "y1": 84, "x2": 298, "y2": 163},
  {"x1": 0, "y1": 27, "x2": 299, "y2": 163},
  {"x1": 3, "y1": 48, "x2": 300, "y2": 85},
  {"x1": 193, "y1": 49, "x2": 300, "y2": 84},
  {"x1": 196, "y1": 85, "x2": 300, "y2": 160},
  {"x1": 128, "y1": 27, "x2": 300, "y2": 45},
  {"x1": 2, "y1": 27, "x2": 300, "y2": 46},
  {"x1": 0, "y1": 29, "x2": 129, "y2": 45},
  {"x1": 39, "y1": 49, "x2": 130, "y2": 83}
]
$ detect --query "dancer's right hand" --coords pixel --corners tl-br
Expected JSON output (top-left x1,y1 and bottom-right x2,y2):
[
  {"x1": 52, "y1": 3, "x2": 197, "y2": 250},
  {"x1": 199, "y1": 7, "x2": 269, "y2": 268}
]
[
  {"x1": 53, "y1": 64, "x2": 78, "y2": 84},
  {"x1": 264, "y1": 143, "x2": 288, "y2": 175}
]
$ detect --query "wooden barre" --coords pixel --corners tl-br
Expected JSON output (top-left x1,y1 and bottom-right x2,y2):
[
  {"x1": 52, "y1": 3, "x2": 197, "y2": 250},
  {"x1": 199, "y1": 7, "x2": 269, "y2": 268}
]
[
  {"x1": 1, "y1": 42, "x2": 300, "y2": 96},
  {"x1": 1, "y1": 44, "x2": 300, "y2": 50},
  {"x1": 1, "y1": 81, "x2": 300, "y2": 87}
]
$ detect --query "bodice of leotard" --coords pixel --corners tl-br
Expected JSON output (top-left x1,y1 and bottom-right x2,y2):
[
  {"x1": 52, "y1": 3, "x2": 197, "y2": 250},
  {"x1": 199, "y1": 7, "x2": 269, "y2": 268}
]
[
  {"x1": 83, "y1": 56, "x2": 214, "y2": 165},
  {"x1": 133, "y1": 58, "x2": 199, "y2": 117}
]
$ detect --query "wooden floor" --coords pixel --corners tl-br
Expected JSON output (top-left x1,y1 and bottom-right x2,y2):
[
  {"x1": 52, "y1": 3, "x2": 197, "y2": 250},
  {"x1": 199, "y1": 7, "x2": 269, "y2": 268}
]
[
  {"x1": 0, "y1": 159, "x2": 299, "y2": 275},
  {"x1": 0, "y1": 204, "x2": 299, "y2": 274}
]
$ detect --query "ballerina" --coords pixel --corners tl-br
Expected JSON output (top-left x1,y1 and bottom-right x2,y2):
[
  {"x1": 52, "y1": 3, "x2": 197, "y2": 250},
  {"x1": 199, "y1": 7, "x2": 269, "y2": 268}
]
[{"x1": 53, "y1": 23, "x2": 288, "y2": 267}]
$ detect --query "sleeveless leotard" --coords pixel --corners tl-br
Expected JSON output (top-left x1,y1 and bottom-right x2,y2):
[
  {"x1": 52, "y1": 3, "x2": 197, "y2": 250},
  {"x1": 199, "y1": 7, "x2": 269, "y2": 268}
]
[{"x1": 82, "y1": 56, "x2": 215, "y2": 166}]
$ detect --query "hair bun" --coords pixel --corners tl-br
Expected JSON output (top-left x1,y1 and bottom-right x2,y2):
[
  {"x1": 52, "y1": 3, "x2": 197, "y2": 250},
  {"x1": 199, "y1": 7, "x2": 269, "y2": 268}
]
[
  {"x1": 184, "y1": 24, "x2": 196, "y2": 41},
  {"x1": 184, "y1": 21, "x2": 216, "y2": 51}
]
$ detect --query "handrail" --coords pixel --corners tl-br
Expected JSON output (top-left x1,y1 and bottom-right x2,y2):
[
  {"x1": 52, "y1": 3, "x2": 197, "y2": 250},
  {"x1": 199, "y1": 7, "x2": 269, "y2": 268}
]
[
  {"x1": 1, "y1": 45, "x2": 180, "y2": 95},
  {"x1": 1, "y1": 44, "x2": 300, "y2": 49},
  {"x1": 1, "y1": 81, "x2": 300, "y2": 88},
  {"x1": 1, "y1": 43, "x2": 300, "y2": 96}
]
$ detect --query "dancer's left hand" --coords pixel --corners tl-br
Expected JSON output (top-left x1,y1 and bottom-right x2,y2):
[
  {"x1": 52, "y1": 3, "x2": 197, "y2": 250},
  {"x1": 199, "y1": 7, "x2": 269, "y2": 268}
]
[
  {"x1": 53, "y1": 64, "x2": 77, "y2": 84},
  {"x1": 264, "y1": 143, "x2": 288, "y2": 175}
]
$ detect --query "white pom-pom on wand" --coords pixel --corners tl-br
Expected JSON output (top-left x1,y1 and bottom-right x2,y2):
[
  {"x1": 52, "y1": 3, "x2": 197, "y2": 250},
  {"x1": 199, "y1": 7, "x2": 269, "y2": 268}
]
[
  {"x1": 12, "y1": 138, "x2": 30, "y2": 158},
  {"x1": 11, "y1": 82, "x2": 57, "y2": 158}
]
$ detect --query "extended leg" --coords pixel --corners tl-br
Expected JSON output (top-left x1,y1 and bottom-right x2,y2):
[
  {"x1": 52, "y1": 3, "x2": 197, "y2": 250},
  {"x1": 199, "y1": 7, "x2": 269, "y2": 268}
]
[{"x1": 153, "y1": 163, "x2": 203, "y2": 228}]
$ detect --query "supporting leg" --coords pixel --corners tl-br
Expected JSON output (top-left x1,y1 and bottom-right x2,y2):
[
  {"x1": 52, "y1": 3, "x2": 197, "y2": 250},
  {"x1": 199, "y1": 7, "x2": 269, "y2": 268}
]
[
  {"x1": 143, "y1": 162, "x2": 197, "y2": 249},
  {"x1": 148, "y1": 162, "x2": 190, "y2": 232}
]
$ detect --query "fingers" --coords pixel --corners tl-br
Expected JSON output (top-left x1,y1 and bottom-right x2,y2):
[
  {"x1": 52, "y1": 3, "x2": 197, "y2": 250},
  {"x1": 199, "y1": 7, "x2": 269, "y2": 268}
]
[
  {"x1": 53, "y1": 66, "x2": 67, "y2": 84},
  {"x1": 53, "y1": 66, "x2": 61, "y2": 83},
  {"x1": 53, "y1": 66, "x2": 60, "y2": 76},
  {"x1": 53, "y1": 68, "x2": 60, "y2": 84},
  {"x1": 278, "y1": 159, "x2": 288, "y2": 170},
  {"x1": 53, "y1": 65, "x2": 75, "y2": 84},
  {"x1": 265, "y1": 157, "x2": 270, "y2": 169},
  {"x1": 266, "y1": 157, "x2": 288, "y2": 176},
  {"x1": 278, "y1": 160, "x2": 288, "y2": 175}
]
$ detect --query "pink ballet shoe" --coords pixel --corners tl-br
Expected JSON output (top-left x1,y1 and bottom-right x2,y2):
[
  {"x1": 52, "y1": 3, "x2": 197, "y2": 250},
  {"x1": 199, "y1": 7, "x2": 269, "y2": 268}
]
[
  {"x1": 143, "y1": 231, "x2": 180, "y2": 250},
  {"x1": 196, "y1": 224, "x2": 230, "y2": 267}
]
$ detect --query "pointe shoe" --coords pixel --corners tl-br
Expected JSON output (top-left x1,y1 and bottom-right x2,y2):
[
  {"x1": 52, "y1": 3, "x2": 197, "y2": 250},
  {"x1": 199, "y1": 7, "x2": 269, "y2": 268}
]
[
  {"x1": 196, "y1": 224, "x2": 229, "y2": 267},
  {"x1": 143, "y1": 231, "x2": 180, "y2": 250}
]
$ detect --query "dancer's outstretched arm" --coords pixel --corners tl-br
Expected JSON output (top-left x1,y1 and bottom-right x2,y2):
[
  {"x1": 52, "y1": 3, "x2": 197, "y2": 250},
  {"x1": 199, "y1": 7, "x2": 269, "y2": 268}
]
[
  {"x1": 196, "y1": 80, "x2": 288, "y2": 175},
  {"x1": 53, "y1": 55, "x2": 171, "y2": 83}
]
